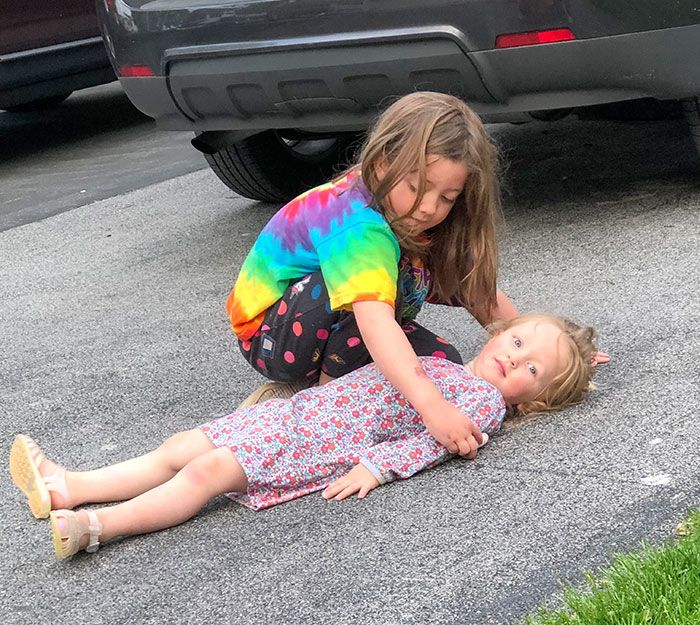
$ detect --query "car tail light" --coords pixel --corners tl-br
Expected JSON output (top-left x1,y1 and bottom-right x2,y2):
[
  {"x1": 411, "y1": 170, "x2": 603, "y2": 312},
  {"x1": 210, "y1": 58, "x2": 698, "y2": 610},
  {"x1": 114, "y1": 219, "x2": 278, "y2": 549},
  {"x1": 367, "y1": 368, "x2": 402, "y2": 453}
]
[
  {"x1": 119, "y1": 65, "x2": 155, "y2": 77},
  {"x1": 495, "y1": 28, "x2": 575, "y2": 49}
]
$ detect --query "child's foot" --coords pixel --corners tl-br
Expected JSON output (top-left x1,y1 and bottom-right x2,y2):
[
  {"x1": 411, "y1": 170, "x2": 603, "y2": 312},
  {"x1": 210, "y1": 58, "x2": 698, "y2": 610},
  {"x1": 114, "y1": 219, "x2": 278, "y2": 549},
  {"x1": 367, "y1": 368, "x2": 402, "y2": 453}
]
[
  {"x1": 237, "y1": 379, "x2": 315, "y2": 409},
  {"x1": 50, "y1": 509, "x2": 102, "y2": 559},
  {"x1": 10, "y1": 434, "x2": 72, "y2": 518}
]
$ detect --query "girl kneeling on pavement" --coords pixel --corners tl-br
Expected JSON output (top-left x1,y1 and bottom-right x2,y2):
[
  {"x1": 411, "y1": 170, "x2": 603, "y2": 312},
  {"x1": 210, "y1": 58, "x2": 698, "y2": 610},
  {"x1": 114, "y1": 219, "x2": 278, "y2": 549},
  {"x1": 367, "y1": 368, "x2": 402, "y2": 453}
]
[{"x1": 226, "y1": 91, "x2": 608, "y2": 459}]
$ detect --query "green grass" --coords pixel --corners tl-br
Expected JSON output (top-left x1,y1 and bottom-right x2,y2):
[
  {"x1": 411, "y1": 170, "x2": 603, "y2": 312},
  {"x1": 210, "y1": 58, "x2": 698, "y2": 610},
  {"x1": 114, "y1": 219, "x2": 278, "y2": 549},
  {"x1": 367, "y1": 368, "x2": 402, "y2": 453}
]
[{"x1": 523, "y1": 510, "x2": 700, "y2": 625}]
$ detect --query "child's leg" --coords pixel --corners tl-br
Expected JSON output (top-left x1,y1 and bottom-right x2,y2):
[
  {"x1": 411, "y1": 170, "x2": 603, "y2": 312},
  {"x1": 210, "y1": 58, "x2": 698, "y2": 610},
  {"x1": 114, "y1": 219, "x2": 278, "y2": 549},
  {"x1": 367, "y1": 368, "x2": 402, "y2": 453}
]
[
  {"x1": 400, "y1": 321, "x2": 463, "y2": 363},
  {"x1": 63, "y1": 447, "x2": 247, "y2": 550},
  {"x1": 45, "y1": 429, "x2": 215, "y2": 508},
  {"x1": 318, "y1": 371, "x2": 335, "y2": 385},
  {"x1": 239, "y1": 272, "x2": 338, "y2": 383},
  {"x1": 318, "y1": 320, "x2": 462, "y2": 385}
]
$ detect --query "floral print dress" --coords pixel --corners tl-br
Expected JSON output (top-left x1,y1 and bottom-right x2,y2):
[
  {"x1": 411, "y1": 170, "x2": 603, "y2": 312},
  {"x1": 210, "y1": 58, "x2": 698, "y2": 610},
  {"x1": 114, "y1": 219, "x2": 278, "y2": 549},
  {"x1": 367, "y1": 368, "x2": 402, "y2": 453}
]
[{"x1": 199, "y1": 356, "x2": 505, "y2": 510}]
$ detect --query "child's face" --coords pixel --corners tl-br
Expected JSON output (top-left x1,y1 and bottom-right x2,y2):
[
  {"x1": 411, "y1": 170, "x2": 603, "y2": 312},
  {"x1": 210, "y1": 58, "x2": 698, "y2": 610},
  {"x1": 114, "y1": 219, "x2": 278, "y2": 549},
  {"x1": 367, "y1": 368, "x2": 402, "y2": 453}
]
[
  {"x1": 377, "y1": 155, "x2": 467, "y2": 233},
  {"x1": 468, "y1": 320, "x2": 570, "y2": 405}
]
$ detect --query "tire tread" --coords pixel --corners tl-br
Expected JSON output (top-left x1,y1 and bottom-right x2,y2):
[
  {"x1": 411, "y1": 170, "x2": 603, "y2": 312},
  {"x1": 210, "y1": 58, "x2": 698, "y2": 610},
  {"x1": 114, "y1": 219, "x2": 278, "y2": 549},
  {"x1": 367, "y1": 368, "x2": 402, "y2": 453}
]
[{"x1": 204, "y1": 131, "x2": 358, "y2": 202}]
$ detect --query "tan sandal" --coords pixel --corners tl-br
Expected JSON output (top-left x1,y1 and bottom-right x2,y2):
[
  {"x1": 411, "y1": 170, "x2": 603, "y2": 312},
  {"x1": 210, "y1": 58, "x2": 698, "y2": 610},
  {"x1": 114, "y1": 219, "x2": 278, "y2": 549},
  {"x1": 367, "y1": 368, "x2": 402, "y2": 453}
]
[
  {"x1": 10, "y1": 434, "x2": 71, "y2": 519},
  {"x1": 50, "y1": 509, "x2": 102, "y2": 559},
  {"x1": 237, "y1": 379, "x2": 315, "y2": 409}
]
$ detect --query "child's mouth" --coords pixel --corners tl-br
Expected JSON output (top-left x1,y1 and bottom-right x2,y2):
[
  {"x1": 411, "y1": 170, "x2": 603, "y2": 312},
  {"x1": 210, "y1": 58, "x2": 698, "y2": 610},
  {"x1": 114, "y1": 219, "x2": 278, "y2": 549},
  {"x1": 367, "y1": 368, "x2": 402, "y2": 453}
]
[{"x1": 494, "y1": 358, "x2": 506, "y2": 376}]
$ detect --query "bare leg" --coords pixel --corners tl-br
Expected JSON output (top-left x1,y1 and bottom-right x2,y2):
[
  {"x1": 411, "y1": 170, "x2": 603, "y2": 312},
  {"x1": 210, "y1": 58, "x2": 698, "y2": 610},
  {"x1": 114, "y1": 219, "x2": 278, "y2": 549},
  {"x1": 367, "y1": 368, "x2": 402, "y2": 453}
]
[
  {"x1": 66, "y1": 447, "x2": 248, "y2": 549},
  {"x1": 318, "y1": 372, "x2": 336, "y2": 385},
  {"x1": 42, "y1": 429, "x2": 215, "y2": 508}
]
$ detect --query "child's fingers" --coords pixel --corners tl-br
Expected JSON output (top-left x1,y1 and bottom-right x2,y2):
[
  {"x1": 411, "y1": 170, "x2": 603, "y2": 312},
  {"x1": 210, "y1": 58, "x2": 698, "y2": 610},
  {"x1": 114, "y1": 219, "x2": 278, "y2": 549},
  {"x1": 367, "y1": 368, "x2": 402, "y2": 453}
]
[
  {"x1": 456, "y1": 437, "x2": 476, "y2": 457},
  {"x1": 592, "y1": 351, "x2": 610, "y2": 366},
  {"x1": 469, "y1": 424, "x2": 484, "y2": 446},
  {"x1": 333, "y1": 483, "x2": 360, "y2": 501},
  {"x1": 322, "y1": 479, "x2": 347, "y2": 499},
  {"x1": 358, "y1": 485, "x2": 371, "y2": 499}
]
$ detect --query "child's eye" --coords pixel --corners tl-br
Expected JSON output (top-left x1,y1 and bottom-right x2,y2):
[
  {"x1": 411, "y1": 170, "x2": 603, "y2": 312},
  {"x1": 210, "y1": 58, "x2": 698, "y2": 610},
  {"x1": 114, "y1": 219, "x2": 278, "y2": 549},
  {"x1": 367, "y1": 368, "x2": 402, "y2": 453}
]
[
  {"x1": 407, "y1": 182, "x2": 417, "y2": 193},
  {"x1": 441, "y1": 195, "x2": 455, "y2": 204},
  {"x1": 528, "y1": 364, "x2": 537, "y2": 376},
  {"x1": 513, "y1": 337, "x2": 522, "y2": 348}
]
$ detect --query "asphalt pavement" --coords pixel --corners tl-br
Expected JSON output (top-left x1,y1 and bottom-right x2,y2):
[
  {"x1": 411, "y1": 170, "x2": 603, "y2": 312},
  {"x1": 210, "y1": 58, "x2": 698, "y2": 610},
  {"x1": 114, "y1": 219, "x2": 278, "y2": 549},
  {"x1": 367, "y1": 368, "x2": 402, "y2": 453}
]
[
  {"x1": 0, "y1": 83, "x2": 207, "y2": 232},
  {"x1": 1, "y1": 114, "x2": 699, "y2": 625}
]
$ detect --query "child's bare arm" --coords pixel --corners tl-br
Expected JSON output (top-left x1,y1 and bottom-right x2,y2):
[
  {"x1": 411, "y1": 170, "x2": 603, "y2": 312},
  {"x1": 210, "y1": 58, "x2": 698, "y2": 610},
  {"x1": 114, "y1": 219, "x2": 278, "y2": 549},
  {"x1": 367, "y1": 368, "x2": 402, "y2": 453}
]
[{"x1": 352, "y1": 300, "x2": 483, "y2": 457}]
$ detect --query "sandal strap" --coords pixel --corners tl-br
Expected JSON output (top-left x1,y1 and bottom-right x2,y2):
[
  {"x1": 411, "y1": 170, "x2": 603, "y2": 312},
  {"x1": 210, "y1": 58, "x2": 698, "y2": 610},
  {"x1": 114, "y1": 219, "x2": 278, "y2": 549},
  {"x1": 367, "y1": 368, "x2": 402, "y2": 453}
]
[
  {"x1": 84, "y1": 510, "x2": 102, "y2": 553},
  {"x1": 53, "y1": 509, "x2": 103, "y2": 557},
  {"x1": 24, "y1": 436, "x2": 46, "y2": 468},
  {"x1": 43, "y1": 466, "x2": 71, "y2": 504},
  {"x1": 23, "y1": 435, "x2": 72, "y2": 506}
]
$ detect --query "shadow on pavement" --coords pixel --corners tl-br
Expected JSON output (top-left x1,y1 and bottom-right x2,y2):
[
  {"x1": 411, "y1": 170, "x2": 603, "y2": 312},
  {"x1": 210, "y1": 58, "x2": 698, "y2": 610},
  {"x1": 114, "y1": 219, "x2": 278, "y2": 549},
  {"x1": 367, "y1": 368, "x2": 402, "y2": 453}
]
[
  {"x1": 0, "y1": 82, "x2": 206, "y2": 232},
  {"x1": 492, "y1": 114, "x2": 699, "y2": 210},
  {"x1": 0, "y1": 83, "x2": 151, "y2": 163}
]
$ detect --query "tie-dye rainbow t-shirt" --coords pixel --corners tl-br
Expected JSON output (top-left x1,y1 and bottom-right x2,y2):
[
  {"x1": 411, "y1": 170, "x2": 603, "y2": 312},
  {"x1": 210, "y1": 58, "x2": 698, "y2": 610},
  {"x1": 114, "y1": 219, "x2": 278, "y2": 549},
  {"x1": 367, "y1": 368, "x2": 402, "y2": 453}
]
[{"x1": 227, "y1": 170, "x2": 401, "y2": 340}]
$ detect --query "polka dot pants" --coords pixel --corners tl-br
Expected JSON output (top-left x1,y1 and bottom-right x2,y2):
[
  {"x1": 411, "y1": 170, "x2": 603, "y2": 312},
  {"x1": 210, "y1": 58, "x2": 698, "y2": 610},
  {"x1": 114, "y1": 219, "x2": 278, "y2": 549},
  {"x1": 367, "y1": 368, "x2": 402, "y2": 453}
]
[{"x1": 238, "y1": 272, "x2": 462, "y2": 381}]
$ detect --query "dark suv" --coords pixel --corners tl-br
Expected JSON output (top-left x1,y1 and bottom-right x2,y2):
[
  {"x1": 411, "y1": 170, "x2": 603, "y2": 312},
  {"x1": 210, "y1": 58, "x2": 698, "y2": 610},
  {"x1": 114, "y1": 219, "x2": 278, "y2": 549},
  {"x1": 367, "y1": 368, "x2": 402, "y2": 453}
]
[
  {"x1": 97, "y1": 1, "x2": 700, "y2": 202},
  {"x1": 1, "y1": 0, "x2": 115, "y2": 111}
]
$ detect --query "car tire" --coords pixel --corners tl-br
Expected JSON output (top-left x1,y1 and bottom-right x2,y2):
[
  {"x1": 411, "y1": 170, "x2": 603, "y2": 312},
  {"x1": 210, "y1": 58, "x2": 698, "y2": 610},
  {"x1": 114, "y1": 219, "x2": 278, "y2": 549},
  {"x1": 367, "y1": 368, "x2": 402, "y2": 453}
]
[
  {"x1": 204, "y1": 130, "x2": 360, "y2": 202},
  {"x1": 5, "y1": 93, "x2": 73, "y2": 113},
  {"x1": 682, "y1": 96, "x2": 700, "y2": 155}
]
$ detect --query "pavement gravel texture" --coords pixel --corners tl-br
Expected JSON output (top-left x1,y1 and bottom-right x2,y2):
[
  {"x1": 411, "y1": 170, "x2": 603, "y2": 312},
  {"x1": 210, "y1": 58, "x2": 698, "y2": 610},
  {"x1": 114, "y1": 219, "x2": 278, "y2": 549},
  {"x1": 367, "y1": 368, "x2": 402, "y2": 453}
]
[{"x1": 1, "y1": 116, "x2": 699, "y2": 624}]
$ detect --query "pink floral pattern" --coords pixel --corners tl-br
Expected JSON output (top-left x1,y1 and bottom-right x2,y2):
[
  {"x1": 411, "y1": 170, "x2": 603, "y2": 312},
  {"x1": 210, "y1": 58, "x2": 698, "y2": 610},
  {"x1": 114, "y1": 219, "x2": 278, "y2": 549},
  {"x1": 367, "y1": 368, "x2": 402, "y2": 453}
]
[{"x1": 199, "y1": 357, "x2": 505, "y2": 510}]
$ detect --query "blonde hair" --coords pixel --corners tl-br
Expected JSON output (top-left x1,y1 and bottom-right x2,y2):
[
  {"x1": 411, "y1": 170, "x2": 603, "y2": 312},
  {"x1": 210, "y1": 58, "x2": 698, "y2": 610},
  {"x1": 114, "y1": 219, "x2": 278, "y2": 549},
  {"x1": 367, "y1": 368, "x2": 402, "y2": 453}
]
[
  {"x1": 354, "y1": 91, "x2": 502, "y2": 316},
  {"x1": 488, "y1": 314, "x2": 598, "y2": 417}
]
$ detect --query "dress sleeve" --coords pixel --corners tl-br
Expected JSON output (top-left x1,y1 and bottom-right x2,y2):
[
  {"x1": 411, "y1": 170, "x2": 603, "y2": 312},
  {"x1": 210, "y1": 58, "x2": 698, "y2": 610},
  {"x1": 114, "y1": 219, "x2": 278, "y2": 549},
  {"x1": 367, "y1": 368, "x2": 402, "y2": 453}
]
[
  {"x1": 359, "y1": 374, "x2": 506, "y2": 484},
  {"x1": 451, "y1": 382, "x2": 506, "y2": 437},
  {"x1": 316, "y1": 220, "x2": 400, "y2": 311},
  {"x1": 359, "y1": 432, "x2": 452, "y2": 485}
]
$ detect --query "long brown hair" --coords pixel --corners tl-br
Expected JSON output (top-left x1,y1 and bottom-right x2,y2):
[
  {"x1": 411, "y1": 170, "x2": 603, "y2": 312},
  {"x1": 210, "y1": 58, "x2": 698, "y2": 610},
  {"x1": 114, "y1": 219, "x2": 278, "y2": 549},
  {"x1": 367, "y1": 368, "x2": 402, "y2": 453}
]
[{"x1": 356, "y1": 91, "x2": 502, "y2": 316}]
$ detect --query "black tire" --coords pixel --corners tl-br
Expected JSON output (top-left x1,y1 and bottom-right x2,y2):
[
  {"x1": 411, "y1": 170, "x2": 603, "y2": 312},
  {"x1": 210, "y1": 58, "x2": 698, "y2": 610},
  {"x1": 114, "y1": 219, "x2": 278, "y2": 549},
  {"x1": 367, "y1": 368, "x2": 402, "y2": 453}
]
[
  {"x1": 5, "y1": 93, "x2": 72, "y2": 113},
  {"x1": 682, "y1": 96, "x2": 700, "y2": 156},
  {"x1": 204, "y1": 130, "x2": 360, "y2": 202}
]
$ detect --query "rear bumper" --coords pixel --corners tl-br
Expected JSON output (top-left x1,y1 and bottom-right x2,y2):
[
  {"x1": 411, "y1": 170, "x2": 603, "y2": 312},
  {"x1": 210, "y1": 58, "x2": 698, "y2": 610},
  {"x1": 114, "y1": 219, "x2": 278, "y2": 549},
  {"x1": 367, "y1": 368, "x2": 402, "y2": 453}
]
[{"x1": 114, "y1": 21, "x2": 700, "y2": 133}]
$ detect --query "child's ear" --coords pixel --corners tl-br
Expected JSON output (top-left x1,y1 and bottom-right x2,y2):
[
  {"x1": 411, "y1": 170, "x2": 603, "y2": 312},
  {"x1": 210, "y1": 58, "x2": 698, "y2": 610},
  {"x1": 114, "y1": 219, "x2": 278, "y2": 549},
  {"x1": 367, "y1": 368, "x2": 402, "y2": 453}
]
[{"x1": 374, "y1": 159, "x2": 388, "y2": 181}]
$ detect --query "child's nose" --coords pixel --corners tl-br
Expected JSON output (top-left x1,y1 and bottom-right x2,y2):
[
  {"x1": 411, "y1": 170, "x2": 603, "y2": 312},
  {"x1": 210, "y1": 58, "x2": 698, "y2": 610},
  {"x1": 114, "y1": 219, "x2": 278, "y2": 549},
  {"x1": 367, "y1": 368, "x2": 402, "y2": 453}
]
[{"x1": 419, "y1": 197, "x2": 438, "y2": 216}]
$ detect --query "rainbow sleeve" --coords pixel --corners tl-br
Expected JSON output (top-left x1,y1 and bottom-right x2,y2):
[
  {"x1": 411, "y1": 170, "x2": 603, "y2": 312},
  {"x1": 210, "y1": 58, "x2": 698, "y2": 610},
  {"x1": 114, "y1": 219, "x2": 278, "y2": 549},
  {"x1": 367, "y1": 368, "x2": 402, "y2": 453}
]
[{"x1": 317, "y1": 220, "x2": 400, "y2": 311}]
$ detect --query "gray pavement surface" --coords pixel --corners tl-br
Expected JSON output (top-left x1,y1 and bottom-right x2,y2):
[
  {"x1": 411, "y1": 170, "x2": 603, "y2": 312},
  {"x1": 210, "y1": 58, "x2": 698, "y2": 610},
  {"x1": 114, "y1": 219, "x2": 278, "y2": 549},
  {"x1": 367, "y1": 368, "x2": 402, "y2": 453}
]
[
  {"x1": 2, "y1": 115, "x2": 699, "y2": 625},
  {"x1": 0, "y1": 82, "x2": 207, "y2": 232}
]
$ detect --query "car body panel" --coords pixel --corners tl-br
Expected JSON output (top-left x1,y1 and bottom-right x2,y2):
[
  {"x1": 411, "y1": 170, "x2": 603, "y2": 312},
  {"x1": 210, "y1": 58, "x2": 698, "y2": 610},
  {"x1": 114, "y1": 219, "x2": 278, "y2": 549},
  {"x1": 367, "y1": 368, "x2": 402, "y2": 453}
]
[
  {"x1": 97, "y1": 0, "x2": 700, "y2": 134},
  {"x1": 1, "y1": 0, "x2": 98, "y2": 55},
  {"x1": 0, "y1": 0, "x2": 115, "y2": 109}
]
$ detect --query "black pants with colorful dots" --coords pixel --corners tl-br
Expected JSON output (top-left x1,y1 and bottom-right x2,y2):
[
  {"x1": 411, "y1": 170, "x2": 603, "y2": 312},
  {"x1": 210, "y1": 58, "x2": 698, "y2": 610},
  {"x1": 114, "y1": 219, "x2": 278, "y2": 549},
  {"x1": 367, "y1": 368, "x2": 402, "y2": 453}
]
[{"x1": 238, "y1": 272, "x2": 462, "y2": 382}]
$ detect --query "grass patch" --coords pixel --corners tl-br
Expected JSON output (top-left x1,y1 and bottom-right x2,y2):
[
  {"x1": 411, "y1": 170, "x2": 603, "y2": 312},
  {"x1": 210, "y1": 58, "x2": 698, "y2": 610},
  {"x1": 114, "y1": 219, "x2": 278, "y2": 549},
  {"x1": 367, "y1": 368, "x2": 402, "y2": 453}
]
[{"x1": 523, "y1": 509, "x2": 700, "y2": 625}]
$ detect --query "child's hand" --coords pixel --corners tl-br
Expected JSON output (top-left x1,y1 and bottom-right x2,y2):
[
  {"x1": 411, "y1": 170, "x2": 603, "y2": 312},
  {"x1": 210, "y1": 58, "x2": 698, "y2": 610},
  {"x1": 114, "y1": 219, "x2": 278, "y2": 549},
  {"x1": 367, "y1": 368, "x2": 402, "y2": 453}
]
[
  {"x1": 322, "y1": 464, "x2": 380, "y2": 501},
  {"x1": 423, "y1": 401, "x2": 483, "y2": 458},
  {"x1": 592, "y1": 351, "x2": 610, "y2": 366}
]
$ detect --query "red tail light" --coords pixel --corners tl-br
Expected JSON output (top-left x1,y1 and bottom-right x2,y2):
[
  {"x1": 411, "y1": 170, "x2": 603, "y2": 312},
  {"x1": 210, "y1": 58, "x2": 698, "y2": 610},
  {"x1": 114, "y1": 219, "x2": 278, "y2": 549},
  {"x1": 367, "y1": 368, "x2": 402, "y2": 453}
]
[
  {"x1": 495, "y1": 28, "x2": 575, "y2": 49},
  {"x1": 119, "y1": 65, "x2": 155, "y2": 77}
]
